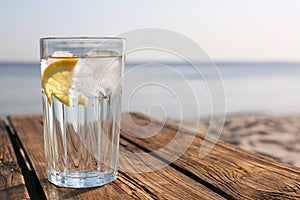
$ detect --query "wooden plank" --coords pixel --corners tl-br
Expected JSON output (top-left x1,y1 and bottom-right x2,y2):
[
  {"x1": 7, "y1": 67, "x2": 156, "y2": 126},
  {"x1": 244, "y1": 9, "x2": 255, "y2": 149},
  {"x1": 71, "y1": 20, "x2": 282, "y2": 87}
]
[
  {"x1": 117, "y1": 139, "x2": 225, "y2": 199},
  {"x1": 8, "y1": 115, "x2": 132, "y2": 200},
  {"x1": 9, "y1": 114, "x2": 225, "y2": 200},
  {"x1": 0, "y1": 118, "x2": 29, "y2": 199},
  {"x1": 120, "y1": 112, "x2": 300, "y2": 199}
]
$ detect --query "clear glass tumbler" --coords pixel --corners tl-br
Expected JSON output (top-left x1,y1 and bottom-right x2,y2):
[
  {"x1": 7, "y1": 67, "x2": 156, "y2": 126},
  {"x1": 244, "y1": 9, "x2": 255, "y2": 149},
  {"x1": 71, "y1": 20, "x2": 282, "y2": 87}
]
[{"x1": 39, "y1": 37, "x2": 125, "y2": 188}]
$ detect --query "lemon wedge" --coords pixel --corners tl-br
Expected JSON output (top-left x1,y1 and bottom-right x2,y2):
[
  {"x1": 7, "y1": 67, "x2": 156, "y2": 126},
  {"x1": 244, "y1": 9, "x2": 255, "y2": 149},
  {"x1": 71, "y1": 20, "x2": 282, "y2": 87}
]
[{"x1": 41, "y1": 58, "x2": 88, "y2": 107}]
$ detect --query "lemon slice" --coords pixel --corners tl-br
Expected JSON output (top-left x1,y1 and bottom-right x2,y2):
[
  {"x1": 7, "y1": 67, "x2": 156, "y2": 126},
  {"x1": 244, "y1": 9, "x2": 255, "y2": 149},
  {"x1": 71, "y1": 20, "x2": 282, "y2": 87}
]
[{"x1": 42, "y1": 58, "x2": 88, "y2": 107}]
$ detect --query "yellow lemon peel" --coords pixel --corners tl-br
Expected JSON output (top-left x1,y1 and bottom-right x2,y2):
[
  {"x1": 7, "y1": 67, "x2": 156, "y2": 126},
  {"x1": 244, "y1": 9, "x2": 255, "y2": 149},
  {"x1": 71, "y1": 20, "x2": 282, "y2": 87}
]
[{"x1": 41, "y1": 58, "x2": 88, "y2": 107}]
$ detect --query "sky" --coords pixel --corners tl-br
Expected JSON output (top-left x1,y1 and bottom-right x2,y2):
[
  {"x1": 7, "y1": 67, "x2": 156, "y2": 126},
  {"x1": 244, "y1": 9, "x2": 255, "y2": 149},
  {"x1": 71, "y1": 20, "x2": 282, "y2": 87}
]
[{"x1": 0, "y1": 0, "x2": 300, "y2": 62}]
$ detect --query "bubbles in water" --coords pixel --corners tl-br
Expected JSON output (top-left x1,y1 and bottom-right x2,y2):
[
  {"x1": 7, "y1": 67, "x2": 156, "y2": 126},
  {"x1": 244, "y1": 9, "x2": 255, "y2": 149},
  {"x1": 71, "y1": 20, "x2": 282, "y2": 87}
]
[
  {"x1": 52, "y1": 51, "x2": 74, "y2": 57},
  {"x1": 86, "y1": 50, "x2": 118, "y2": 57}
]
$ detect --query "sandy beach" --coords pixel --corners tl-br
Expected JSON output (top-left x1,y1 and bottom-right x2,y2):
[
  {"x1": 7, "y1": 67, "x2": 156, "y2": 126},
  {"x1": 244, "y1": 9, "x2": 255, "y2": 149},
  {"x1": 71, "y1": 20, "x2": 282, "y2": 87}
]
[{"x1": 196, "y1": 114, "x2": 300, "y2": 167}]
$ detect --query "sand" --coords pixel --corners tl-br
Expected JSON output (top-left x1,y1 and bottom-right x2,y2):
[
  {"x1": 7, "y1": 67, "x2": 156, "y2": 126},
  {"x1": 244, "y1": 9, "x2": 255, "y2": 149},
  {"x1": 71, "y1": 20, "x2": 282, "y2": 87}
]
[{"x1": 194, "y1": 114, "x2": 300, "y2": 167}]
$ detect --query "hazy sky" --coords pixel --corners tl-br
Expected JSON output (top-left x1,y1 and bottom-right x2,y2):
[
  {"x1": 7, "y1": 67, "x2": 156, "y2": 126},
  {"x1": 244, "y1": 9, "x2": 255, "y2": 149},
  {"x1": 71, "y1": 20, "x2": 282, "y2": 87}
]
[{"x1": 1, "y1": 0, "x2": 300, "y2": 62}]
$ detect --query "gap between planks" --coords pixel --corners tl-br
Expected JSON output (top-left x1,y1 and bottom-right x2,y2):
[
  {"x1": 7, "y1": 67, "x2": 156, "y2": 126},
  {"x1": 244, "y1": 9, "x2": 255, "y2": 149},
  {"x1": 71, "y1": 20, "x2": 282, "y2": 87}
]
[
  {"x1": 0, "y1": 118, "x2": 31, "y2": 199},
  {"x1": 8, "y1": 114, "x2": 226, "y2": 200},
  {"x1": 5, "y1": 118, "x2": 47, "y2": 200}
]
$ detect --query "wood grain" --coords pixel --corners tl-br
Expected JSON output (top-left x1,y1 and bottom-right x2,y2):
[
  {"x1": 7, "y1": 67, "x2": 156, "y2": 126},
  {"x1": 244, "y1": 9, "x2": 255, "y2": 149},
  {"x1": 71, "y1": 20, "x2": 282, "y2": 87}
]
[
  {"x1": 8, "y1": 115, "x2": 131, "y2": 200},
  {"x1": 0, "y1": 118, "x2": 29, "y2": 199},
  {"x1": 120, "y1": 112, "x2": 300, "y2": 200},
  {"x1": 117, "y1": 139, "x2": 225, "y2": 199},
  {"x1": 8, "y1": 114, "x2": 225, "y2": 200},
  {"x1": 9, "y1": 113, "x2": 300, "y2": 199}
]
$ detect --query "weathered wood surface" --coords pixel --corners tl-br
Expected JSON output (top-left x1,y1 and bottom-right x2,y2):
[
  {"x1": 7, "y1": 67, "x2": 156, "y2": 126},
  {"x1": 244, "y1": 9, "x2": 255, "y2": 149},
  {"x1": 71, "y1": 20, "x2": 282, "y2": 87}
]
[
  {"x1": 117, "y1": 139, "x2": 224, "y2": 199},
  {"x1": 0, "y1": 118, "x2": 29, "y2": 199},
  {"x1": 8, "y1": 115, "x2": 131, "y2": 200},
  {"x1": 120, "y1": 112, "x2": 300, "y2": 200},
  {"x1": 8, "y1": 114, "x2": 225, "y2": 199},
  {"x1": 7, "y1": 113, "x2": 300, "y2": 199}
]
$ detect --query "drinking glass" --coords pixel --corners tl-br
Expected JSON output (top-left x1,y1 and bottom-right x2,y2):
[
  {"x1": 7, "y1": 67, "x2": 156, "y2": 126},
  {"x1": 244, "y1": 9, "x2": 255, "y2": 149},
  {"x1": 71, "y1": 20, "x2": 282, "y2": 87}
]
[{"x1": 39, "y1": 37, "x2": 125, "y2": 188}]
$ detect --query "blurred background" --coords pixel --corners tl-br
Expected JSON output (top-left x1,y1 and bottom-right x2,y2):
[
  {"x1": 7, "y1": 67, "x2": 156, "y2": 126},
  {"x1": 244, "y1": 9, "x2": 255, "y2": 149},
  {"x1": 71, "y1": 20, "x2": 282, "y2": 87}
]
[{"x1": 0, "y1": 1, "x2": 299, "y2": 166}]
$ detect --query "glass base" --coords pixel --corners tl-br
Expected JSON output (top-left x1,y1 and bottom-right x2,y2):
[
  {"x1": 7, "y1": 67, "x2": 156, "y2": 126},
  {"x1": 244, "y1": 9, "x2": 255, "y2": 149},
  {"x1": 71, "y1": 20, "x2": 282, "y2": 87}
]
[{"x1": 48, "y1": 171, "x2": 117, "y2": 188}]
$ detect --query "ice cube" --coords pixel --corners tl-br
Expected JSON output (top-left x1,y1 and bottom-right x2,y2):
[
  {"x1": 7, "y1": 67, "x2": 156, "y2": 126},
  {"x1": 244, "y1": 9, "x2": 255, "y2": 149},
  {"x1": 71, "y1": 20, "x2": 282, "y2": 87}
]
[
  {"x1": 73, "y1": 51, "x2": 121, "y2": 97},
  {"x1": 52, "y1": 51, "x2": 73, "y2": 57},
  {"x1": 72, "y1": 59, "x2": 101, "y2": 96}
]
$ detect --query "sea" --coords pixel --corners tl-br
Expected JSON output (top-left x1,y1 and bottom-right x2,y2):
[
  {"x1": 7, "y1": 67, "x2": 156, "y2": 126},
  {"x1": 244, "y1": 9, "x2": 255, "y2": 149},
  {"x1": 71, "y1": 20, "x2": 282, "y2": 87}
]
[{"x1": 1, "y1": 62, "x2": 300, "y2": 119}]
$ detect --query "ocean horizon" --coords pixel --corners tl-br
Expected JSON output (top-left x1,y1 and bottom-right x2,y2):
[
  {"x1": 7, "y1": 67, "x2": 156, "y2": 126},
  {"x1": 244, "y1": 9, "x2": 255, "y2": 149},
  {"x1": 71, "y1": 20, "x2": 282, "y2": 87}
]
[{"x1": 1, "y1": 61, "x2": 300, "y2": 118}]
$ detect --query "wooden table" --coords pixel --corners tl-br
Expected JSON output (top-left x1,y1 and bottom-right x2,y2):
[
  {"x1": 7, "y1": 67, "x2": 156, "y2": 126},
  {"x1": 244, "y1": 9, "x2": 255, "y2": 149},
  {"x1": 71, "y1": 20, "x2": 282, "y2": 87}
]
[{"x1": 0, "y1": 113, "x2": 299, "y2": 199}]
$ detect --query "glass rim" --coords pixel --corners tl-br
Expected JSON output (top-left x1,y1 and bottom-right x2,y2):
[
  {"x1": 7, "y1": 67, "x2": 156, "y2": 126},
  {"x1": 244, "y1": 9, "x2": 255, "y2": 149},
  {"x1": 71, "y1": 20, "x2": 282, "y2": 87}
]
[{"x1": 40, "y1": 36, "x2": 125, "y2": 42}]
